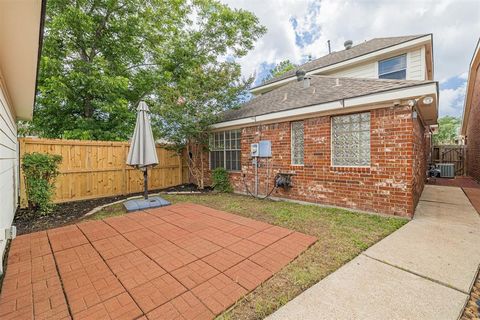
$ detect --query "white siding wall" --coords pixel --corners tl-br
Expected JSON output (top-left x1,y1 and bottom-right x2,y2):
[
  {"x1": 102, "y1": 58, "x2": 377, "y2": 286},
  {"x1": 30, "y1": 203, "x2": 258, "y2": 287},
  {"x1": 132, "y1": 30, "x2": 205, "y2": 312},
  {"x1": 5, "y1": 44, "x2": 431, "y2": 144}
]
[
  {"x1": 324, "y1": 47, "x2": 426, "y2": 81},
  {"x1": 406, "y1": 48, "x2": 425, "y2": 80},
  {"x1": 0, "y1": 83, "x2": 18, "y2": 273},
  {"x1": 328, "y1": 61, "x2": 378, "y2": 79}
]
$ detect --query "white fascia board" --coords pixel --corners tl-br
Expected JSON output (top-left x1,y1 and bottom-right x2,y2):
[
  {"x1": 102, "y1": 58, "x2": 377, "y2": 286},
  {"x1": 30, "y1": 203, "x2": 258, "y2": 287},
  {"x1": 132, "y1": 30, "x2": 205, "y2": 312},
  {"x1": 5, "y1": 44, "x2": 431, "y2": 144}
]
[
  {"x1": 211, "y1": 101, "x2": 342, "y2": 130},
  {"x1": 251, "y1": 35, "x2": 432, "y2": 94},
  {"x1": 344, "y1": 83, "x2": 438, "y2": 107},
  {"x1": 210, "y1": 117, "x2": 256, "y2": 129},
  {"x1": 255, "y1": 101, "x2": 342, "y2": 122}
]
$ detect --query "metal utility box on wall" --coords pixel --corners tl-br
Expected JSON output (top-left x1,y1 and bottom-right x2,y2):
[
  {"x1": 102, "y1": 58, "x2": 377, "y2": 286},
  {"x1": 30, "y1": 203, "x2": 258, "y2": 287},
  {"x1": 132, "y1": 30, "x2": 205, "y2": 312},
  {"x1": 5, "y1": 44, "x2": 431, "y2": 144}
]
[
  {"x1": 250, "y1": 141, "x2": 272, "y2": 157},
  {"x1": 258, "y1": 140, "x2": 272, "y2": 157}
]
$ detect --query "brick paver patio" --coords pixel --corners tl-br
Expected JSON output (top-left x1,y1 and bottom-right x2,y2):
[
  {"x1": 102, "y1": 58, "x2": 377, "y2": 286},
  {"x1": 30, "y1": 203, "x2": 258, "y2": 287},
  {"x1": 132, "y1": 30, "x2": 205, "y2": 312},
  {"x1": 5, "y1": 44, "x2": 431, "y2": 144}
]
[{"x1": 0, "y1": 203, "x2": 316, "y2": 319}]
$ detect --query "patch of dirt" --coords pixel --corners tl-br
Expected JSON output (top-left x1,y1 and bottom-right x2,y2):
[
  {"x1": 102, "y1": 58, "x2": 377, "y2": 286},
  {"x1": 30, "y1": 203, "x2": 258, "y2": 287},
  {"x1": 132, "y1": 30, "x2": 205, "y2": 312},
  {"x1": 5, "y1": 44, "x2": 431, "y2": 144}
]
[
  {"x1": 163, "y1": 183, "x2": 213, "y2": 193},
  {"x1": 14, "y1": 184, "x2": 211, "y2": 235}
]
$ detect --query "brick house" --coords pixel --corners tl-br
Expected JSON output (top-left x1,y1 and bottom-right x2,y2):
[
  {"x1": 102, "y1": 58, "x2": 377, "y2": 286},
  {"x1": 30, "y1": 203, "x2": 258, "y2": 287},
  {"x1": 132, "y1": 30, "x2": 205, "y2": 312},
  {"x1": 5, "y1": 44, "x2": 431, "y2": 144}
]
[
  {"x1": 209, "y1": 35, "x2": 439, "y2": 217},
  {"x1": 461, "y1": 38, "x2": 480, "y2": 183}
]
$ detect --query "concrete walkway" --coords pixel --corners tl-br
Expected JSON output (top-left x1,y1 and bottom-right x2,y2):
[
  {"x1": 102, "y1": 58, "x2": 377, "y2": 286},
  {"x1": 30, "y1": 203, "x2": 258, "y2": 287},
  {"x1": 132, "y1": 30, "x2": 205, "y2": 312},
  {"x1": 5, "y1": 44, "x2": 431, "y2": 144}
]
[{"x1": 267, "y1": 185, "x2": 480, "y2": 320}]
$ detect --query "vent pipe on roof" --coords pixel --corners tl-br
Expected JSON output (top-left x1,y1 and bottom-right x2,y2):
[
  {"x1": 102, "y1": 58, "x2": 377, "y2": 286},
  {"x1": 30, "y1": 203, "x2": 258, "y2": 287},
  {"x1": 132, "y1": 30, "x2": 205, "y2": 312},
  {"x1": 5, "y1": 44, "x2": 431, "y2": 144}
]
[
  {"x1": 344, "y1": 40, "x2": 353, "y2": 50},
  {"x1": 303, "y1": 77, "x2": 311, "y2": 89},
  {"x1": 296, "y1": 69, "x2": 306, "y2": 81}
]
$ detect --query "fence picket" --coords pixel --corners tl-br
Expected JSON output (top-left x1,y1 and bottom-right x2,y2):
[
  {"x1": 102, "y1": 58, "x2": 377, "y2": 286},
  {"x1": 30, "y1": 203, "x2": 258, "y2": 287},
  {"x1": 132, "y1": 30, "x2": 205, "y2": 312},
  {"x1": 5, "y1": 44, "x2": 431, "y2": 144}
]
[{"x1": 19, "y1": 138, "x2": 189, "y2": 207}]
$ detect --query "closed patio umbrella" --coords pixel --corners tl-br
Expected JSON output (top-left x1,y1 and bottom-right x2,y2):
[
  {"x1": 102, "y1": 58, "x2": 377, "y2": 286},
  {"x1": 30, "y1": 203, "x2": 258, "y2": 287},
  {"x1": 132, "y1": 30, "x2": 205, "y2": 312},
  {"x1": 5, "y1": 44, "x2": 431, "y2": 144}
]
[{"x1": 127, "y1": 101, "x2": 158, "y2": 199}]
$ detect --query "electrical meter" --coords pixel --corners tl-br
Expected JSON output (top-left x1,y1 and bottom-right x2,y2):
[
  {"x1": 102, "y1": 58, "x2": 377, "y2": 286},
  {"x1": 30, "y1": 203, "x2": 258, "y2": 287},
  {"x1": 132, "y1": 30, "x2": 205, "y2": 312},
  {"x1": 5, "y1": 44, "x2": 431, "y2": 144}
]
[{"x1": 251, "y1": 143, "x2": 259, "y2": 157}]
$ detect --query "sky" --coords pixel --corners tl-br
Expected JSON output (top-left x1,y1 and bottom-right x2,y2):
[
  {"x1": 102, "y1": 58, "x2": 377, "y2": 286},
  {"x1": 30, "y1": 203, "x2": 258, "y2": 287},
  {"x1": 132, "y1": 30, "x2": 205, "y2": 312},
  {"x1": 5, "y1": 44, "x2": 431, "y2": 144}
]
[{"x1": 220, "y1": 0, "x2": 480, "y2": 118}]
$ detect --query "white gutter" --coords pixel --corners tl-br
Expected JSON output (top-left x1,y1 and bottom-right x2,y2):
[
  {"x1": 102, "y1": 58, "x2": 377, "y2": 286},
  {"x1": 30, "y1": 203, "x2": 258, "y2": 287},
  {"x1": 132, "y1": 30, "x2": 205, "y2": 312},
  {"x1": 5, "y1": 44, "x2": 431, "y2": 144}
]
[
  {"x1": 251, "y1": 35, "x2": 432, "y2": 95},
  {"x1": 212, "y1": 82, "x2": 438, "y2": 130}
]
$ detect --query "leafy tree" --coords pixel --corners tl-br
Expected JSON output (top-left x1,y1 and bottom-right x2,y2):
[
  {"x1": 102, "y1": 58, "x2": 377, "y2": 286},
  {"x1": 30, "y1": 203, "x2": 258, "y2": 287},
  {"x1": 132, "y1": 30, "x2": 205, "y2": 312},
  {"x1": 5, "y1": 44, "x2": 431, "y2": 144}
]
[
  {"x1": 151, "y1": 1, "x2": 266, "y2": 188},
  {"x1": 262, "y1": 59, "x2": 297, "y2": 83},
  {"x1": 32, "y1": 0, "x2": 264, "y2": 143},
  {"x1": 433, "y1": 116, "x2": 461, "y2": 145},
  {"x1": 33, "y1": 0, "x2": 183, "y2": 140}
]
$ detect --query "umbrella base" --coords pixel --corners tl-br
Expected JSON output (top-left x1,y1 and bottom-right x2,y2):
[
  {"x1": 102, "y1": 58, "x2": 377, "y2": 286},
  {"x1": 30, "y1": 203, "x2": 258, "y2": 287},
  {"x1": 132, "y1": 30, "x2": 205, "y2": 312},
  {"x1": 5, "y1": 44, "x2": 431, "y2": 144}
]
[{"x1": 123, "y1": 196, "x2": 171, "y2": 212}]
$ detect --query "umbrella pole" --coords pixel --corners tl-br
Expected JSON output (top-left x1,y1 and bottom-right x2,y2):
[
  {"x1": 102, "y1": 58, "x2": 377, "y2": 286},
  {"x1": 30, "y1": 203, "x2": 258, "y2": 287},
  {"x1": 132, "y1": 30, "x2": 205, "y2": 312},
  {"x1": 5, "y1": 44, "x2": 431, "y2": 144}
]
[{"x1": 143, "y1": 168, "x2": 148, "y2": 200}]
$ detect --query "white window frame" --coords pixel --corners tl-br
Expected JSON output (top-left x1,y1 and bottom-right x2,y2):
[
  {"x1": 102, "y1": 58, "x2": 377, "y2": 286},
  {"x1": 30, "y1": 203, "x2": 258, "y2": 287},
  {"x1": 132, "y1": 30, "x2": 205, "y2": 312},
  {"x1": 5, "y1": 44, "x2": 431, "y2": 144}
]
[
  {"x1": 378, "y1": 54, "x2": 407, "y2": 80},
  {"x1": 330, "y1": 112, "x2": 371, "y2": 168},
  {"x1": 209, "y1": 130, "x2": 241, "y2": 171},
  {"x1": 291, "y1": 121, "x2": 304, "y2": 166}
]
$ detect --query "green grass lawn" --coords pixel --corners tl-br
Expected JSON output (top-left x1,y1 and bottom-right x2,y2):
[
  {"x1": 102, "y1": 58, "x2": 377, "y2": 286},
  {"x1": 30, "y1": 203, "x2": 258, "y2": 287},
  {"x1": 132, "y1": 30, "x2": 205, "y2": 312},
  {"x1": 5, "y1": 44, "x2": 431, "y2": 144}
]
[{"x1": 89, "y1": 193, "x2": 407, "y2": 320}]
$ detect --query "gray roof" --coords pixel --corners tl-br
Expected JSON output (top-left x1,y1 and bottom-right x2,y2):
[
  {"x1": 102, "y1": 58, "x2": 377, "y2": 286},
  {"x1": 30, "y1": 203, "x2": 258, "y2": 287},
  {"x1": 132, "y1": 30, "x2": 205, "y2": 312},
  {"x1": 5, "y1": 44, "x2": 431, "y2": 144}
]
[
  {"x1": 221, "y1": 76, "x2": 434, "y2": 122},
  {"x1": 257, "y1": 35, "x2": 428, "y2": 88}
]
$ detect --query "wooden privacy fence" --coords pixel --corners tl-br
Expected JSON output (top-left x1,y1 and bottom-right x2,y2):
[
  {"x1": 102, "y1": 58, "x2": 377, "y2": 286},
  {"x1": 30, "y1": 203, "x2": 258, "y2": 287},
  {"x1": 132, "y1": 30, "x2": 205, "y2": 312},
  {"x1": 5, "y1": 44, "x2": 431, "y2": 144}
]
[
  {"x1": 19, "y1": 138, "x2": 189, "y2": 207},
  {"x1": 432, "y1": 144, "x2": 466, "y2": 176}
]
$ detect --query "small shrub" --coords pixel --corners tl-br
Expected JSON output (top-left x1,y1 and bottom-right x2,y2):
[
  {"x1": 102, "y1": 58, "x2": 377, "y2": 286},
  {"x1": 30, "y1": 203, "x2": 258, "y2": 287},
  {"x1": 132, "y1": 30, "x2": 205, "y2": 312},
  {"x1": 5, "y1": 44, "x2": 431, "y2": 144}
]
[
  {"x1": 22, "y1": 152, "x2": 62, "y2": 214},
  {"x1": 211, "y1": 167, "x2": 233, "y2": 193}
]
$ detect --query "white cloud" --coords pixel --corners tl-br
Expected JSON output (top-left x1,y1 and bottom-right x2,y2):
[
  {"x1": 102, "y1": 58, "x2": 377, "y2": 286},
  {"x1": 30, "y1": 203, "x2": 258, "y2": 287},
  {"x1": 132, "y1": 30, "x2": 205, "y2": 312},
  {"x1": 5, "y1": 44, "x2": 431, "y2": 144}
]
[
  {"x1": 221, "y1": 0, "x2": 480, "y2": 115},
  {"x1": 439, "y1": 81, "x2": 467, "y2": 117}
]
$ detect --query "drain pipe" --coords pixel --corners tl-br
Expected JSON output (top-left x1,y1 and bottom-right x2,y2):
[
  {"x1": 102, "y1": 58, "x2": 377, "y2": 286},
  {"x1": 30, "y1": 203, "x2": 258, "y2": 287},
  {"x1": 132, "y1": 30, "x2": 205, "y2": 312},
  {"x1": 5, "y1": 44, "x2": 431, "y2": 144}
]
[{"x1": 254, "y1": 156, "x2": 258, "y2": 196}]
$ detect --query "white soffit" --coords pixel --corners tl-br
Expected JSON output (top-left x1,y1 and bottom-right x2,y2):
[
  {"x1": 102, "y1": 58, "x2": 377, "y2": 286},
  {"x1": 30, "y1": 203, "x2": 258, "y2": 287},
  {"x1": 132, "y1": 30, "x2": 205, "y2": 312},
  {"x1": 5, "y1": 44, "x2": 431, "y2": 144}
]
[{"x1": 0, "y1": 0, "x2": 43, "y2": 120}]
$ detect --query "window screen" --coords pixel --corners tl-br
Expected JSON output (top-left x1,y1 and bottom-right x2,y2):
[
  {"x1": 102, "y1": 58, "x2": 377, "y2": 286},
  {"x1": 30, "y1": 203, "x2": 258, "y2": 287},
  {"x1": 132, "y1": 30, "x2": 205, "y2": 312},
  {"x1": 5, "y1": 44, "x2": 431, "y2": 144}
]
[{"x1": 331, "y1": 113, "x2": 370, "y2": 167}]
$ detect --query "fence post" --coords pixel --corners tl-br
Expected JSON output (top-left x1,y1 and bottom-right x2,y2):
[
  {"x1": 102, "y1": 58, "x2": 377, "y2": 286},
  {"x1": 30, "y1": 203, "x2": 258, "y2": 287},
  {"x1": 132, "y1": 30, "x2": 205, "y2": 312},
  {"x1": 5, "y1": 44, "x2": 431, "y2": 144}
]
[{"x1": 123, "y1": 143, "x2": 128, "y2": 195}]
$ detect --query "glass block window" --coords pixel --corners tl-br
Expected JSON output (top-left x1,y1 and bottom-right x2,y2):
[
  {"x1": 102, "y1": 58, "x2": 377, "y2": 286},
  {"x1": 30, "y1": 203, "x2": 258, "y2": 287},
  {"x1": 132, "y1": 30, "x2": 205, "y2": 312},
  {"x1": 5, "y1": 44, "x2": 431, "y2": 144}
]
[
  {"x1": 379, "y1": 54, "x2": 407, "y2": 80},
  {"x1": 332, "y1": 112, "x2": 370, "y2": 167},
  {"x1": 209, "y1": 130, "x2": 241, "y2": 171},
  {"x1": 291, "y1": 121, "x2": 304, "y2": 165}
]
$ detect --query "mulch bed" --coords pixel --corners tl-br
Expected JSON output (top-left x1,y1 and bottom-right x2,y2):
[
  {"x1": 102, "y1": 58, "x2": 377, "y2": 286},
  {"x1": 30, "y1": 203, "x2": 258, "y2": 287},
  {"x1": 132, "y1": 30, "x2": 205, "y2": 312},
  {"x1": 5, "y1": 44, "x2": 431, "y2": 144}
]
[
  {"x1": 14, "y1": 184, "x2": 211, "y2": 235},
  {"x1": 461, "y1": 272, "x2": 480, "y2": 319}
]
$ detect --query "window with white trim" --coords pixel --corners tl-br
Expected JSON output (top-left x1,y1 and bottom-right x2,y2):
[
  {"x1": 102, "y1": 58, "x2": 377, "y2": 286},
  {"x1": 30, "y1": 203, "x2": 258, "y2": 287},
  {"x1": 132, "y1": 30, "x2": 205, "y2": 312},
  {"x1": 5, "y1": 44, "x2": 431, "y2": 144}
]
[
  {"x1": 291, "y1": 121, "x2": 304, "y2": 165},
  {"x1": 331, "y1": 112, "x2": 370, "y2": 167},
  {"x1": 209, "y1": 130, "x2": 241, "y2": 171},
  {"x1": 378, "y1": 54, "x2": 407, "y2": 80}
]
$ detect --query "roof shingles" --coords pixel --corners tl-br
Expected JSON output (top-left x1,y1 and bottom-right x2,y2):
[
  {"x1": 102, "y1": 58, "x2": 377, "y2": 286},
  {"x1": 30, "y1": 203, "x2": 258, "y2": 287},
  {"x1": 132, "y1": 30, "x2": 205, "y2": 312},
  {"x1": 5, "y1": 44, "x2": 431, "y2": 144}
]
[
  {"x1": 221, "y1": 75, "x2": 434, "y2": 122},
  {"x1": 257, "y1": 35, "x2": 428, "y2": 87}
]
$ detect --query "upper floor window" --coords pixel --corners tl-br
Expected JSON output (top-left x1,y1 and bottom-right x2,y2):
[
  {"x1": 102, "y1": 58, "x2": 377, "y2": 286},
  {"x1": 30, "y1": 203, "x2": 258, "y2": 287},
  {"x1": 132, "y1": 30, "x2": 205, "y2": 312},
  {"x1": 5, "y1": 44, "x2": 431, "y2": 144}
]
[
  {"x1": 210, "y1": 130, "x2": 241, "y2": 171},
  {"x1": 291, "y1": 121, "x2": 304, "y2": 165},
  {"x1": 331, "y1": 112, "x2": 370, "y2": 167},
  {"x1": 379, "y1": 54, "x2": 406, "y2": 80}
]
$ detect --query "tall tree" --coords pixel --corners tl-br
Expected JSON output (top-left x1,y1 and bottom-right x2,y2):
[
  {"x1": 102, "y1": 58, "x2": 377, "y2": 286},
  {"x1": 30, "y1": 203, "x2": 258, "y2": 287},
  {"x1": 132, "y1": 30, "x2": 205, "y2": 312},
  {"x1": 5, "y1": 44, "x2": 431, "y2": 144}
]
[
  {"x1": 32, "y1": 0, "x2": 265, "y2": 142},
  {"x1": 262, "y1": 59, "x2": 297, "y2": 83},
  {"x1": 433, "y1": 116, "x2": 461, "y2": 145},
  {"x1": 153, "y1": 1, "x2": 266, "y2": 188}
]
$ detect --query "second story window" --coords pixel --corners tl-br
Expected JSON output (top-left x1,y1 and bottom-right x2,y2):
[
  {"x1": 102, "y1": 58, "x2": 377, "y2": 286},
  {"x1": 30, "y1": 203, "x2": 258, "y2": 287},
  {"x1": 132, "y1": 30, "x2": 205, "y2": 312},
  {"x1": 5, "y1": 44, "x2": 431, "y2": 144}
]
[{"x1": 379, "y1": 54, "x2": 407, "y2": 80}]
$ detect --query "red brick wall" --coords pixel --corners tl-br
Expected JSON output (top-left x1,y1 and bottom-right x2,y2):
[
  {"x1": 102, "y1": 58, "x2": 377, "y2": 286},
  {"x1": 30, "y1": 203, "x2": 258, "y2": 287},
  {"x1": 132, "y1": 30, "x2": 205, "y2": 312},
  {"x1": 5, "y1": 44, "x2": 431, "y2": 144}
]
[
  {"x1": 207, "y1": 105, "x2": 429, "y2": 217},
  {"x1": 466, "y1": 64, "x2": 480, "y2": 182},
  {"x1": 412, "y1": 114, "x2": 428, "y2": 208}
]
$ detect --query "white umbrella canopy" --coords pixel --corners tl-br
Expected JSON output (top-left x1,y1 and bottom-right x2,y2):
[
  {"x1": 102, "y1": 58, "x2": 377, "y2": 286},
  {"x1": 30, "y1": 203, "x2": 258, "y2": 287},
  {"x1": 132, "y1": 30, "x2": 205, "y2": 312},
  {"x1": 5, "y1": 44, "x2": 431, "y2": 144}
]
[
  {"x1": 127, "y1": 101, "x2": 158, "y2": 168},
  {"x1": 127, "y1": 101, "x2": 158, "y2": 199}
]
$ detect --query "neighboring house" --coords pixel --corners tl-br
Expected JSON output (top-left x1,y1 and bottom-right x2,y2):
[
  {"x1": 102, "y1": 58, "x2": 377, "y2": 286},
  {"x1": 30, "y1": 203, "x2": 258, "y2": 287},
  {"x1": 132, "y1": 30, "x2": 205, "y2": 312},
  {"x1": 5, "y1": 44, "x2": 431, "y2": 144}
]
[
  {"x1": 461, "y1": 38, "x2": 480, "y2": 183},
  {"x1": 0, "y1": 0, "x2": 45, "y2": 272},
  {"x1": 210, "y1": 34, "x2": 439, "y2": 217}
]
